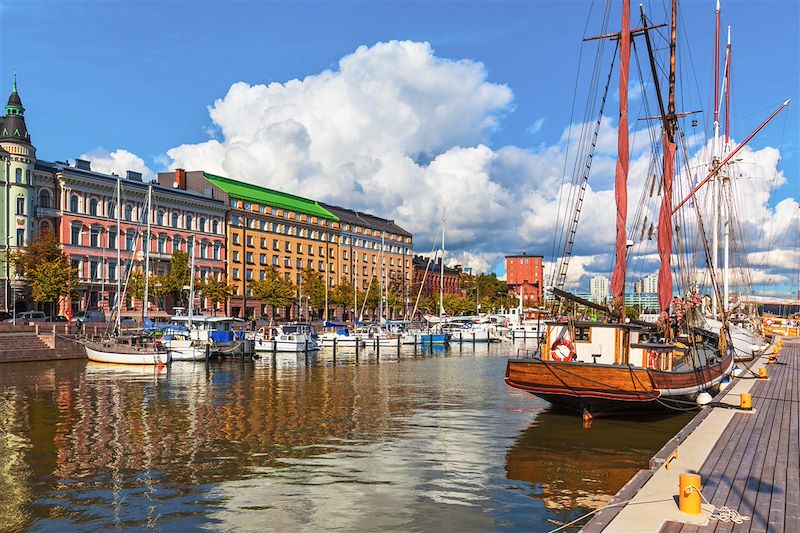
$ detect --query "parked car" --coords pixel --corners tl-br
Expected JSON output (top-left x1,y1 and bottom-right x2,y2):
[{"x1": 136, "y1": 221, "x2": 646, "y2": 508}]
[
  {"x1": 4, "y1": 311, "x2": 49, "y2": 323},
  {"x1": 52, "y1": 315, "x2": 69, "y2": 323},
  {"x1": 70, "y1": 310, "x2": 107, "y2": 325}
]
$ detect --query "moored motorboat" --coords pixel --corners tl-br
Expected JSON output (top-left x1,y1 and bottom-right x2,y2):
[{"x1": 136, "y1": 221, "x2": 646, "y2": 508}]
[{"x1": 254, "y1": 323, "x2": 319, "y2": 352}]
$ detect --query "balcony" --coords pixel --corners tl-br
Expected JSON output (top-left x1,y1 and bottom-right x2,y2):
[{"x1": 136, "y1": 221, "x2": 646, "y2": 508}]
[{"x1": 35, "y1": 205, "x2": 60, "y2": 218}]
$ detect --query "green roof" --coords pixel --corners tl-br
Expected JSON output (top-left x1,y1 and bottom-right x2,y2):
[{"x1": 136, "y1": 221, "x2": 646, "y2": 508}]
[{"x1": 203, "y1": 173, "x2": 339, "y2": 221}]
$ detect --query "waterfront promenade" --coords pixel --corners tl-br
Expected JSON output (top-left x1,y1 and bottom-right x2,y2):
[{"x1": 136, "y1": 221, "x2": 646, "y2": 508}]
[{"x1": 585, "y1": 338, "x2": 798, "y2": 532}]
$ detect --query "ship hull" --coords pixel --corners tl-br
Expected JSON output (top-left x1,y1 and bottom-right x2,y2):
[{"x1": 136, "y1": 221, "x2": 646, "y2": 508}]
[{"x1": 505, "y1": 353, "x2": 733, "y2": 417}]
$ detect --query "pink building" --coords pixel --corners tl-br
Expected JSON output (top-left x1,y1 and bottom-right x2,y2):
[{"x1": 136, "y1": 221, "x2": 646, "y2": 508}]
[{"x1": 38, "y1": 159, "x2": 228, "y2": 315}]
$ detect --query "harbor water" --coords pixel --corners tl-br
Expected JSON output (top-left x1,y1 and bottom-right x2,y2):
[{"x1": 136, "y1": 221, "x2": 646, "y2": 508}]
[{"x1": 0, "y1": 343, "x2": 692, "y2": 531}]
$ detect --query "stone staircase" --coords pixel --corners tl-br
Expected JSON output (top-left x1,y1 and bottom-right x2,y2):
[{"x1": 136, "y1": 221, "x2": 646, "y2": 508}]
[{"x1": 0, "y1": 325, "x2": 87, "y2": 363}]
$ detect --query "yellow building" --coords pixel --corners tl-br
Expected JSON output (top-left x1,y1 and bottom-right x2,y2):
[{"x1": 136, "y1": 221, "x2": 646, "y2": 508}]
[{"x1": 158, "y1": 170, "x2": 412, "y2": 319}]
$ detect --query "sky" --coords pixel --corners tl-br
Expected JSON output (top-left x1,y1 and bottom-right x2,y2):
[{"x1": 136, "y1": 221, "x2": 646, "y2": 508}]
[{"x1": 1, "y1": 0, "x2": 798, "y2": 296}]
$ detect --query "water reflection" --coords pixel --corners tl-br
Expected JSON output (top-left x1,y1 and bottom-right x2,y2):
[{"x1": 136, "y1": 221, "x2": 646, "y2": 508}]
[{"x1": 0, "y1": 345, "x2": 689, "y2": 531}]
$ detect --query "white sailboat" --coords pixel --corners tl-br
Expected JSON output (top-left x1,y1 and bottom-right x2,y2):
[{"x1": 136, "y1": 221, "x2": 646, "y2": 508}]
[{"x1": 84, "y1": 179, "x2": 170, "y2": 365}]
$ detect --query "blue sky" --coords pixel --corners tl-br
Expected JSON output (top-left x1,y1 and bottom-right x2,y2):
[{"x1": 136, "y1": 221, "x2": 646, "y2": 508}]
[{"x1": 1, "y1": 0, "x2": 798, "y2": 292}]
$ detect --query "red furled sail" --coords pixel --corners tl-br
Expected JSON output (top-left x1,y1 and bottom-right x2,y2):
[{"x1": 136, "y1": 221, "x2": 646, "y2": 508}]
[
  {"x1": 658, "y1": 132, "x2": 676, "y2": 316},
  {"x1": 610, "y1": 0, "x2": 631, "y2": 309}
]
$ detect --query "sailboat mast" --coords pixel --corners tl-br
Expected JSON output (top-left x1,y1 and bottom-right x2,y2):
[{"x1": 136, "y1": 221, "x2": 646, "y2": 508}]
[
  {"x1": 116, "y1": 175, "x2": 122, "y2": 332},
  {"x1": 143, "y1": 183, "x2": 152, "y2": 323},
  {"x1": 188, "y1": 236, "x2": 195, "y2": 328},
  {"x1": 609, "y1": 0, "x2": 631, "y2": 318},
  {"x1": 657, "y1": 0, "x2": 678, "y2": 322},
  {"x1": 722, "y1": 26, "x2": 732, "y2": 313},
  {"x1": 439, "y1": 211, "x2": 445, "y2": 318},
  {"x1": 711, "y1": 0, "x2": 721, "y2": 316}
]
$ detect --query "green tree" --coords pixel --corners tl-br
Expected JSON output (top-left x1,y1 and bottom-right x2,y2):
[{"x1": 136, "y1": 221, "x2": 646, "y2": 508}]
[
  {"x1": 300, "y1": 268, "x2": 326, "y2": 315},
  {"x1": 250, "y1": 267, "x2": 296, "y2": 318},
  {"x1": 158, "y1": 251, "x2": 191, "y2": 306},
  {"x1": 331, "y1": 278, "x2": 355, "y2": 320},
  {"x1": 127, "y1": 268, "x2": 146, "y2": 303},
  {"x1": 199, "y1": 276, "x2": 233, "y2": 315},
  {"x1": 11, "y1": 229, "x2": 78, "y2": 307}
]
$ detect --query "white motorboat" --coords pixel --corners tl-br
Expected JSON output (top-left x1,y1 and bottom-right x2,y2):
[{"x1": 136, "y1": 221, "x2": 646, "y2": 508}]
[
  {"x1": 254, "y1": 324, "x2": 319, "y2": 352},
  {"x1": 318, "y1": 331, "x2": 365, "y2": 348}
]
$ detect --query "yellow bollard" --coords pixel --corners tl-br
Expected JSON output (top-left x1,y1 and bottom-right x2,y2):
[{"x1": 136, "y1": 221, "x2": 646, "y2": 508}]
[
  {"x1": 679, "y1": 473, "x2": 702, "y2": 514},
  {"x1": 758, "y1": 367, "x2": 768, "y2": 379},
  {"x1": 740, "y1": 393, "x2": 752, "y2": 410}
]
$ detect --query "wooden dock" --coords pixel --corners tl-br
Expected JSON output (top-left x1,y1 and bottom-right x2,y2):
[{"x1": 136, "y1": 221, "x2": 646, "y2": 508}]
[{"x1": 584, "y1": 338, "x2": 798, "y2": 532}]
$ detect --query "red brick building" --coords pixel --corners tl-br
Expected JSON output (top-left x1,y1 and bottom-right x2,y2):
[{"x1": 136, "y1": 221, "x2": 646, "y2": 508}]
[
  {"x1": 505, "y1": 253, "x2": 543, "y2": 305},
  {"x1": 412, "y1": 255, "x2": 462, "y2": 298}
]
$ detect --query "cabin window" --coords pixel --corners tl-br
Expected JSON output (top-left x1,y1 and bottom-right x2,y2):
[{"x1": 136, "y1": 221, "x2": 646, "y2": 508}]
[{"x1": 574, "y1": 326, "x2": 591, "y2": 343}]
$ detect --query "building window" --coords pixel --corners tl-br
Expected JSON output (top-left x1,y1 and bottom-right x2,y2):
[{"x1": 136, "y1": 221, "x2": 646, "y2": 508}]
[
  {"x1": 172, "y1": 212, "x2": 179, "y2": 228},
  {"x1": 200, "y1": 241, "x2": 209, "y2": 259},
  {"x1": 38, "y1": 190, "x2": 51, "y2": 209},
  {"x1": 70, "y1": 195, "x2": 79, "y2": 213},
  {"x1": 107, "y1": 201, "x2": 116, "y2": 219},
  {"x1": 186, "y1": 215, "x2": 193, "y2": 230},
  {"x1": 124, "y1": 204, "x2": 133, "y2": 221},
  {"x1": 284, "y1": 257, "x2": 290, "y2": 267},
  {"x1": 233, "y1": 233, "x2": 240, "y2": 246},
  {"x1": 108, "y1": 263, "x2": 116, "y2": 281},
  {"x1": 247, "y1": 235, "x2": 253, "y2": 247},
  {"x1": 212, "y1": 220, "x2": 220, "y2": 234},
  {"x1": 172, "y1": 237, "x2": 181, "y2": 253},
  {"x1": 89, "y1": 198, "x2": 98, "y2": 216},
  {"x1": 108, "y1": 231, "x2": 117, "y2": 249},
  {"x1": 15, "y1": 196, "x2": 24, "y2": 215},
  {"x1": 296, "y1": 258, "x2": 302, "y2": 269},
  {"x1": 272, "y1": 256, "x2": 278, "y2": 266},
  {"x1": 90, "y1": 227, "x2": 100, "y2": 247},
  {"x1": 71, "y1": 225, "x2": 81, "y2": 245},
  {"x1": 199, "y1": 217, "x2": 207, "y2": 232},
  {"x1": 16, "y1": 228, "x2": 25, "y2": 245},
  {"x1": 157, "y1": 235, "x2": 166, "y2": 254},
  {"x1": 15, "y1": 168, "x2": 22, "y2": 183},
  {"x1": 260, "y1": 270, "x2": 266, "y2": 281},
  {"x1": 260, "y1": 253, "x2": 266, "y2": 265},
  {"x1": 233, "y1": 251, "x2": 240, "y2": 262},
  {"x1": 272, "y1": 239, "x2": 279, "y2": 250},
  {"x1": 213, "y1": 242, "x2": 221, "y2": 260},
  {"x1": 233, "y1": 268, "x2": 240, "y2": 280},
  {"x1": 246, "y1": 269, "x2": 253, "y2": 280},
  {"x1": 156, "y1": 210, "x2": 165, "y2": 225},
  {"x1": 307, "y1": 259, "x2": 312, "y2": 269},
  {"x1": 284, "y1": 242, "x2": 291, "y2": 252},
  {"x1": 246, "y1": 252, "x2": 253, "y2": 264},
  {"x1": 125, "y1": 231, "x2": 135, "y2": 251},
  {"x1": 244, "y1": 202, "x2": 252, "y2": 211}
]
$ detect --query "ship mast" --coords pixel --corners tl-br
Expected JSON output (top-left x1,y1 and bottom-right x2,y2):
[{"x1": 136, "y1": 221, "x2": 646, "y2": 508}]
[
  {"x1": 609, "y1": 0, "x2": 631, "y2": 319},
  {"x1": 711, "y1": 0, "x2": 721, "y2": 317}
]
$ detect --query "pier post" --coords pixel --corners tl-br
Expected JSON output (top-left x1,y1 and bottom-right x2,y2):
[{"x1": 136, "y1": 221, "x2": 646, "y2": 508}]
[
  {"x1": 304, "y1": 338, "x2": 309, "y2": 365},
  {"x1": 397, "y1": 336, "x2": 401, "y2": 358},
  {"x1": 679, "y1": 473, "x2": 702, "y2": 514},
  {"x1": 355, "y1": 339, "x2": 360, "y2": 365},
  {"x1": 414, "y1": 335, "x2": 418, "y2": 355},
  {"x1": 333, "y1": 337, "x2": 337, "y2": 365}
]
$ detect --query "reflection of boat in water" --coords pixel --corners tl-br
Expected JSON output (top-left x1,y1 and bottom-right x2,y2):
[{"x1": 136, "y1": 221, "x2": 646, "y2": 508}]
[
  {"x1": 85, "y1": 361, "x2": 169, "y2": 377},
  {"x1": 505, "y1": 409, "x2": 692, "y2": 511}
]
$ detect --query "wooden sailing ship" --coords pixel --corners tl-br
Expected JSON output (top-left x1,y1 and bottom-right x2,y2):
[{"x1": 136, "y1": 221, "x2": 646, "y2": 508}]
[{"x1": 503, "y1": 0, "x2": 791, "y2": 417}]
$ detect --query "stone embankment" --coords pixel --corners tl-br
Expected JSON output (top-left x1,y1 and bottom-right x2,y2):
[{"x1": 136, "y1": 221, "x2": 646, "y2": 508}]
[{"x1": 0, "y1": 323, "x2": 105, "y2": 363}]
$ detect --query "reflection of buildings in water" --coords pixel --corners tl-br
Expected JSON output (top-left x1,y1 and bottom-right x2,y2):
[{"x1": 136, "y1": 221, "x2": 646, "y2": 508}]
[
  {"x1": 0, "y1": 389, "x2": 32, "y2": 531},
  {"x1": 504, "y1": 410, "x2": 691, "y2": 510}
]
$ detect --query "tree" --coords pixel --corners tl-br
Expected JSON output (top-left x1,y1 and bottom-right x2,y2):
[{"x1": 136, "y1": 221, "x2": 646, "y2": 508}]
[
  {"x1": 250, "y1": 267, "x2": 296, "y2": 318},
  {"x1": 158, "y1": 251, "x2": 191, "y2": 306},
  {"x1": 127, "y1": 268, "x2": 146, "y2": 303},
  {"x1": 300, "y1": 268, "x2": 326, "y2": 316},
  {"x1": 330, "y1": 278, "x2": 355, "y2": 320},
  {"x1": 11, "y1": 229, "x2": 78, "y2": 308},
  {"x1": 199, "y1": 276, "x2": 233, "y2": 316}
]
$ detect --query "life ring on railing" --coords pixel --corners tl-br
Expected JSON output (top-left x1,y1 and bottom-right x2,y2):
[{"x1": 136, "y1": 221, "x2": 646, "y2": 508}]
[
  {"x1": 550, "y1": 339, "x2": 575, "y2": 362},
  {"x1": 646, "y1": 349, "x2": 658, "y2": 369}
]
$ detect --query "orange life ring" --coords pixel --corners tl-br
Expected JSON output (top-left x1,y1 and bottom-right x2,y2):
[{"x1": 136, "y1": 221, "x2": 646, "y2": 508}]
[
  {"x1": 550, "y1": 339, "x2": 576, "y2": 362},
  {"x1": 646, "y1": 349, "x2": 658, "y2": 369}
]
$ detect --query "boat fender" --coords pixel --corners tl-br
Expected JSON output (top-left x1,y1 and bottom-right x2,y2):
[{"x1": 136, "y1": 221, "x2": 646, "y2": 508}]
[
  {"x1": 646, "y1": 349, "x2": 659, "y2": 369},
  {"x1": 550, "y1": 339, "x2": 575, "y2": 362}
]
